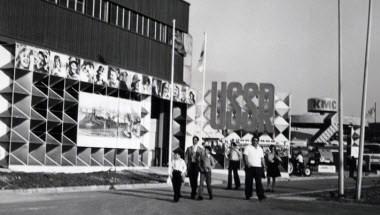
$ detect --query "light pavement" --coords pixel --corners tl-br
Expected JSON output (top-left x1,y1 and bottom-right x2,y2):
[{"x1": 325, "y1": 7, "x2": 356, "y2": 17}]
[{"x1": 0, "y1": 177, "x2": 379, "y2": 215}]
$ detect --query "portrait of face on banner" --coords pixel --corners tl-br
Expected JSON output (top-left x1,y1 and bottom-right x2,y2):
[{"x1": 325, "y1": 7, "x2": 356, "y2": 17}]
[
  {"x1": 152, "y1": 78, "x2": 162, "y2": 97},
  {"x1": 180, "y1": 85, "x2": 188, "y2": 103},
  {"x1": 128, "y1": 72, "x2": 142, "y2": 93},
  {"x1": 66, "y1": 57, "x2": 81, "y2": 80},
  {"x1": 160, "y1": 81, "x2": 171, "y2": 100},
  {"x1": 30, "y1": 47, "x2": 50, "y2": 74},
  {"x1": 15, "y1": 44, "x2": 33, "y2": 71},
  {"x1": 187, "y1": 89, "x2": 196, "y2": 104},
  {"x1": 93, "y1": 63, "x2": 108, "y2": 86},
  {"x1": 141, "y1": 75, "x2": 152, "y2": 95},
  {"x1": 49, "y1": 52, "x2": 68, "y2": 78},
  {"x1": 118, "y1": 69, "x2": 129, "y2": 91},
  {"x1": 173, "y1": 84, "x2": 181, "y2": 102},
  {"x1": 80, "y1": 60, "x2": 95, "y2": 83},
  {"x1": 108, "y1": 67, "x2": 120, "y2": 88}
]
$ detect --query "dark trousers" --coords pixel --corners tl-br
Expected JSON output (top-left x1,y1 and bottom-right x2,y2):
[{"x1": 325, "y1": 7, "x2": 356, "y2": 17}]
[
  {"x1": 171, "y1": 170, "x2": 183, "y2": 201},
  {"x1": 188, "y1": 162, "x2": 199, "y2": 198},
  {"x1": 198, "y1": 171, "x2": 212, "y2": 198},
  {"x1": 227, "y1": 160, "x2": 241, "y2": 188},
  {"x1": 245, "y1": 167, "x2": 265, "y2": 199}
]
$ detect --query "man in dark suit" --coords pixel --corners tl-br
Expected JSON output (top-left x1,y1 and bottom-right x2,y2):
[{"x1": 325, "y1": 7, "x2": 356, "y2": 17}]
[{"x1": 185, "y1": 136, "x2": 204, "y2": 199}]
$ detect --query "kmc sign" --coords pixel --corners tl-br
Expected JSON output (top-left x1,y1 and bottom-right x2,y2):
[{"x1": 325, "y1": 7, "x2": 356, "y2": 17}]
[
  {"x1": 307, "y1": 98, "x2": 337, "y2": 113},
  {"x1": 209, "y1": 82, "x2": 275, "y2": 133}
]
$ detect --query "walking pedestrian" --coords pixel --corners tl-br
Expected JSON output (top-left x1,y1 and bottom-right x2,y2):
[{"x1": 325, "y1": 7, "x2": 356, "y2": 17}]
[
  {"x1": 226, "y1": 141, "x2": 241, "y2": 189},
  {"x1": 265, "y1": 145, "x2": 282, "y2": 192},
  {"x1": 169, "y1": 148, "x2": 187, "y2": 202},
  {"x1": 198, "y1": 146, "x2": 216, "y2": 200},
  {"x1": 244, "y1": 135, "x2": 266, "y2": 201},
  {"x1": 185, "y1": 135, "x2": 204, "y2": 199}
]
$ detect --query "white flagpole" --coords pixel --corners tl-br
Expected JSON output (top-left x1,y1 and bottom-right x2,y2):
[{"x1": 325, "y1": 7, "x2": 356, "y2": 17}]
[
  {"x1": 168, "y1": 19, "x2": 176, "y2": 168},
  {"x1": 337, "y1": 0, "x2": 344, "y2": 197},
  {"x1": 357, "y1": 0, "x2": 372, "y2": 200},
  {"x1": 200, "y1": 33, "x2": 208, "y2": 144}
]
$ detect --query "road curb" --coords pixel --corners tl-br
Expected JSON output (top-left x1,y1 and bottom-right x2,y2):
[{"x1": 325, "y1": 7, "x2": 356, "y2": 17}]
[{"x1": 0, "y1": 183, "x2": 170, "y2": 194}]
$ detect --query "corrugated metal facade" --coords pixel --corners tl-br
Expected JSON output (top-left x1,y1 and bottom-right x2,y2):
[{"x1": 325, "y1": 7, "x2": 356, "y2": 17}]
[{"x1": 0, "y1": 0, "x2": 189, "y2": 82}]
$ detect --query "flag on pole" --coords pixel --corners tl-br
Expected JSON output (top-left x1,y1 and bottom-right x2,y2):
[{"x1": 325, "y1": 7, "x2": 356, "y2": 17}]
[
  {"x1": 366, "y1": 104, "x2": 376, "y2": 117},
  {"x1": 169, "y1": 30, "x2": 186, "y2": 56},
  {"x1": 197, "y1": 39, "x2": 205, "y2": 73}
]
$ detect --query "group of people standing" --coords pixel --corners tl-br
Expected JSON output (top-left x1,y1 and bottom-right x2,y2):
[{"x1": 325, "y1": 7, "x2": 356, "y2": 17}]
[
  {"x1": 169, "y1": 136, "x2": 215, "y2": 202},
  {"x1": 169, "y1": 134, "x2": 283, "y2": 202}
]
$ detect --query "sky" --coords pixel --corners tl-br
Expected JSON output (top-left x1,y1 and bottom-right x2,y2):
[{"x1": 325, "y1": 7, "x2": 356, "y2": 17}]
[{"x1": 187, "y1": 0, "x2": 380, "y2": 118}]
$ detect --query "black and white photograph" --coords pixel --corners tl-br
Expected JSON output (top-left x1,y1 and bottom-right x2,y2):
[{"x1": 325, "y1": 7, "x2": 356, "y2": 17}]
[
  {"x1": 77, "y1": 92, "x2": 119, "y2": 147},
  {"x1": 49, "y1": 51, "x2": 68, "y2": 77},
  {"x1": 160, "y1": 80, "x2": 171, "y2": 100},
  {"x1": 66, "y1": 56, "x2": 81, "y2": 80},
  {"x1": 107, "y1": 66, "x2": 120, "y2": 88},
  {"x1": 173, "y1": 84, "x2": 180, "y2": 102},
  {"x1": 30, "y1": 47, "x2": 50, "y2": 74},
  {"x1": 80, "y1": 60, "x2": 95, "y2": 83},
  {"x1": 180, "y1": 85, "x2": 188, "y2": 103},
  {"x1": 141, "y1": 75, "x2": 152, "y2": 95},
  {"x1": 119, "y1": 69, "x2": 129, "y2": 91},
  {"x1": 117, "y1": 98, "x2": 141, "y2": 149},
  {"x1": 152, "y1": 78, "x2": 162, "y2": 97},
  {"x1": 15, "y1": 44, "x2": 33, "y2": 71},
  {"x1": 128, "y1": 71, "x2": 142, "y2": 93},
  {"x1": 2, "y1": 0, "x2": 380, "y2": 214},
  {"x1": 187, "y1": 88, "x2": 196, "y2": 105},
  {"x1": 93, "y1": 63, "x2": 108, "y2": 86}
]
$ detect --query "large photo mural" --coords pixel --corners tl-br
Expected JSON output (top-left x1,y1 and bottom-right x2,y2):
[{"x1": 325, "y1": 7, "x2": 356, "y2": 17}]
[{"x1": 77, "y1": 92, "x2": 141, "y2": 149}]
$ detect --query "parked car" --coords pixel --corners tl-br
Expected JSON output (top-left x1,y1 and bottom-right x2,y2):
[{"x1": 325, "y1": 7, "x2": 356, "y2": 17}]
[{"x1": 364, "y1": 143, "x2": 380, "y2": 171}]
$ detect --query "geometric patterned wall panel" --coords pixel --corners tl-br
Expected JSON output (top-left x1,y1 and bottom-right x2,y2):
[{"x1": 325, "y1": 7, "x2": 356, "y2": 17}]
[
  {"x1": 185, "y1": 103, "x2": 196, "y2": 150},
  {"x1": 172, "y1": 103, "x2": 187, "y2": 156},
  {"x1": 0, "y1": 44, "x2": 14, "y2": 168},
  {"x1": 274, "y1": 93, "x2": 291, "y2": 146}
]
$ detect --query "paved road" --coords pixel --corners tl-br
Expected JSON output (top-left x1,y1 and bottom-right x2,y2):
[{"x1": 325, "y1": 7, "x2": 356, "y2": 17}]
[{"x1": 0, "y1": 177, "x2": 379, "y2": 215}]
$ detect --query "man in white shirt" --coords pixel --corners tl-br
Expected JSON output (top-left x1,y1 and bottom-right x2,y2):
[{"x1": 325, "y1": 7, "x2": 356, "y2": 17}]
[
  {"x1": 244, "y1": 135, "x2": 266, "y2": 201},
  {"x1": 185, "y1": 136, "x2": 204, "y2": 199}
]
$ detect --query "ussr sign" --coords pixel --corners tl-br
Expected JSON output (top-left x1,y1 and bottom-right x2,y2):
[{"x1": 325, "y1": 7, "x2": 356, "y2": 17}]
[{"x1": 209, "y1": 82, "x2": 275, "y2": 133}]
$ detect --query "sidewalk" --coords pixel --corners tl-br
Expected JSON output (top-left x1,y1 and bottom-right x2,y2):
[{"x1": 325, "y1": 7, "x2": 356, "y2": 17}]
[{"x1": 0, "y1": 167, "x2": 378, "y2": 195}]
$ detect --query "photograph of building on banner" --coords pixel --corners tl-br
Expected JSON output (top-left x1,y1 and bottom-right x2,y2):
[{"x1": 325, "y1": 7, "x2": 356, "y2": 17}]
[
  {"x1": 141, "y1": 75, "x2": 152, "y2": 95},
  {"x1": 117, "y1": 99, "x2": 141, "y2": 149},
  {"x1": 107, "y1": 66, "x2": 120, "y2": 88},
  {"x1": 49, "y1": 51, "x2": 68, "y2": 78},
  {"x1": 160, "y1": 81, "x2": 171, "y2": 100},
  {"x1": 119, "y1": 69, "x2": 129, "y2": 91},
  {"x1": 77, "y1": 92, "x2": 119, "y2": 148},
  {"x1": 66, "y1": 56, "x2": 81, "y2": 80},
  {"x1": 93, "y1": 63, "x2": 108, "y2": 86},
  {"x1": 152, "y1": 78, "x2": 162, "y2": 97},
  {"x1": 79, "y1": 60, "x2": 95, "y2": 83},
  {"x1": 187, "y1": 88, "x2": 196, "y2": 105}
]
